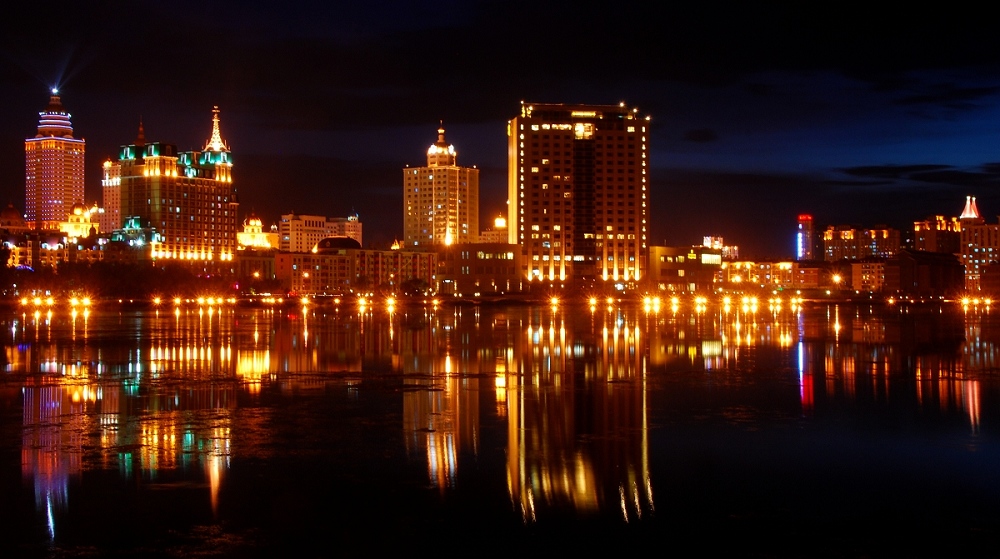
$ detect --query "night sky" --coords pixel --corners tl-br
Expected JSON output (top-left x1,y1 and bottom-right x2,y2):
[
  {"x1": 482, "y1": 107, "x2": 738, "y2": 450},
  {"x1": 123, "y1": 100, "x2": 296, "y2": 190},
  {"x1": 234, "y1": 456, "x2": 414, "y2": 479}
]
[{"x1": 3, "y1": 1, "x2": 1000, "y2": 257}]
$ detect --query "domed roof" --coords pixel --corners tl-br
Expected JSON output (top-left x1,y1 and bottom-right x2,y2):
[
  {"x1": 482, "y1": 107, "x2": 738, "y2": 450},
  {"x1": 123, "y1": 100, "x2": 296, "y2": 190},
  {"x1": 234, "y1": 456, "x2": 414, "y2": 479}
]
[
  {"x1": 0, "y1": 204, "x2": 26, "y2": 226},
  {"x1": 313, "y1": 236, "x2": 362, "y2": 252}
]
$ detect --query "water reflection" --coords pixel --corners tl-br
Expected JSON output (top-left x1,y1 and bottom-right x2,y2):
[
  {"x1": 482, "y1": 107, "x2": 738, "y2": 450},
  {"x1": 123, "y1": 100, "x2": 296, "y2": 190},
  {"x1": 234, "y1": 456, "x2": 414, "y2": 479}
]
[{"x1": 3, "y1": 299, "x2": 999, "y2": 549}]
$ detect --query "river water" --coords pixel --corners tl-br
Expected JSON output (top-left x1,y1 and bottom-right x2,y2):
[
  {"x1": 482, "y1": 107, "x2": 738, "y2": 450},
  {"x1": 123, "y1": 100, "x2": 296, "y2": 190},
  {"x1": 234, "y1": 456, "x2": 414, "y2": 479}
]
[{"x1": 2, "y1": 298, "x2": 999, "y2": 556}]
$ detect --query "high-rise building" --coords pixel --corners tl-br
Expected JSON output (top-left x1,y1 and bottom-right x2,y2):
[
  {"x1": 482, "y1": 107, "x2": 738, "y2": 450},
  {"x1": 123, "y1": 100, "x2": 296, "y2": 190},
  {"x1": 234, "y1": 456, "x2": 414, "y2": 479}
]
[
  {"x1": 102, "y1": 107, "x2": 238, "y2": 270},
  {"x1": 403, "y1": 125, "x2": 479, "y2": 247},
  {"x1": 958, "y1": 195, "x2": 999, "y2": 291},
  {"x1": 796, "y1": 214, "x2": 814, "y2": 260},
  {"x1": 508, "y1": 102, "x2": 649, "y2": 285},
  {"x1": 25, "y1": 89, "x2": 86, "y2": 230}
]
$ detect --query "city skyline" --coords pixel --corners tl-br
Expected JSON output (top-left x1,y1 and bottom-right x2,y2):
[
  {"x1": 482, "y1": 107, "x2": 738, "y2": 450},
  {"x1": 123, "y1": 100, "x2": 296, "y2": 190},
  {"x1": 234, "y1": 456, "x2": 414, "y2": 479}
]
[{"x1": 3, "y1": 2, "x2": 1000, "y2": 256}]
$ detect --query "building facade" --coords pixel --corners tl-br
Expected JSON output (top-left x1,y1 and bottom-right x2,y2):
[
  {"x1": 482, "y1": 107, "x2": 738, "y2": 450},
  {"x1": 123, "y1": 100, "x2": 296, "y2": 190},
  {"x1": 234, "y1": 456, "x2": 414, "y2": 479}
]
[
  {"x1": 25, "y1": 89, "x2": 86, "y2": 231},
  {"x1": 914, "y1": 214, "x2": 961, "y2": 254},
  {"x1": 237, "y1": 213, "x2": 279, "y2": 250},
  {"x1": 648, "y1": 245, "x2": 722, "y2": 292},
  {"x1": 958, "y1": 195, "x2": 1000, "y2": 291},
  {"x1": 796, "y1": 214, "x2": 815, "y2": 260},
  {"x1": 275, "y1": 240, "x2": 437, "y2": 296},
  {"x1": 823, "y1": 225, "x2": 900, "y2": 261},
  {"x1": 403, "y1": 126, "x2": 479, "y2": 247},
  {"x1": 435, "y1": 243, "x2": 523, "y2": 295},
  {"x1": 103, "y1": 107, "x2": 238, "y2": 272},
  {"x1": 507, "y1": 102, "x2": 649, "y2": 287},
  {"x1": 279, "y1": 212, "x2": 362, "y2": 252}
]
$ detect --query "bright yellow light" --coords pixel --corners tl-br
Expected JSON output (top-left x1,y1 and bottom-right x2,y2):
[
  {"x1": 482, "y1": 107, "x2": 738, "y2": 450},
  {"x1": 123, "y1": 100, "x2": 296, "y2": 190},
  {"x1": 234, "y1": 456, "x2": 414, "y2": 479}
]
[
  {"x1": 301, "y1": 297, "x2": 310, "y2": 306},
  {"x1": 550, "y1": 296, "x2": 559, "y2": 306},
  {"x1": 589, "y1": 297, "x2": 598, "y2": 306}
]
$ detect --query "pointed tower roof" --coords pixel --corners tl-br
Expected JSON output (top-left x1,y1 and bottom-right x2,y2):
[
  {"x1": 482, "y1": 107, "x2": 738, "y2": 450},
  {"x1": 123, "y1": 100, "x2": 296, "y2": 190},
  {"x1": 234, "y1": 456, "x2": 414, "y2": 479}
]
[
  {"x1": 960, "y1": 195, "x2": 981, "y2": 220},
  {"x1": 204, "y1": 106, "x2": 230, "y2": 152},
  {"x1": 135, "y1": 117, "x2": 146, "y2": 147},
  {"x1": 36, "y1": 88, "x2": 74, "y2": 138}
]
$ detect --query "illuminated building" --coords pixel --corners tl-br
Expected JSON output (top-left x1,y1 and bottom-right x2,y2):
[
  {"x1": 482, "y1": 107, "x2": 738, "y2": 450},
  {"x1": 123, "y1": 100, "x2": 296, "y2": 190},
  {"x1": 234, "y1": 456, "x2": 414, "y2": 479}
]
[
  {"x1": 25, "y1": 89, "x2": 85, "y2": 230},
  {"x1": 648, "y1": 245, "x2": 722, "y2": 291},
  {"x1": 435, "y1": 243, "x2": 523, "y2": 295},
  {"x1": 508, "y1": 102, "x2": 648, "y2": 286},
  {"x1": 796, "y1": 214, "x2": 815, "y2": 260},
  {"x1": 914, "y1": 214, "x2": 961, "y2": 254},
  {"x1": 850, "y1": 260, "x2": 885, "y2": 292},
  {"x1": 103, "y1": 107, "x2": 238, "y2": 271},
  {"x1": 235, "y1": 213, "x2": 278, "y2": 284},
  {"x1": 823, "y1": 225, "x2": 900, "y2": 261},
  {"x1": 278, "y1": 212, "x2": 362, "y2": 252},
  {"x1": 237, "y1": 213, "x2": 278, "y2": 250},
  {"x1": 703, "y1": 236, "x2": 738, "y2": 260},
  {"x1": 59, "y1": 202, "x2": 101, "y2": 243},
  {"x1": 720, "y1": 259, "x2": 797, "y2": 289},
  {"x1": 958, "y1": 195, "x2": 1000, "y2": 291},
  {"x1": 275, "y1": 238, "x2": 437, "y2": 295},
  {"x1": 403, "y1": 125, "x2": 479, "y2": 246}
]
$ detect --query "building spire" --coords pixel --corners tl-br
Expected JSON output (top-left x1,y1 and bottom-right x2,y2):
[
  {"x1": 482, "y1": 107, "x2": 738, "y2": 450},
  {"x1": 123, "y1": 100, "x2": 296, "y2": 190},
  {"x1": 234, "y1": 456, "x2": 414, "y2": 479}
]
[
  {"x1": 960, "y1": 195, "x2": 981, "y2": 220},
  {"x1": 204, "y1": 106, "x2": 229, "y2": 152},
  {"x1": 136, "y1": 117, "x2": 145, "y2": 146}
]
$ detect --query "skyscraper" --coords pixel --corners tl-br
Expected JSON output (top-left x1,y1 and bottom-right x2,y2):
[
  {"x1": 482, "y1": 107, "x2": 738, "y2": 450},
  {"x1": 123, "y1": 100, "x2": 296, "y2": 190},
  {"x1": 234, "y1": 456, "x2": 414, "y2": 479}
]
[
  {"x1": 103, "y1": 107, "x2": 238, "y2": 270},
  {"x1": 508, "y1": 102, "x2": 649, "y2": 285},
  {"x1": 796, "y1": 214, "x2": 814, "y2": 260},
  {"x1": 25, "y1": 89, "x2": 86, "y2": 230},
  {"x1": 403, "y1": 125, "x2": 479, "y2": 246}
]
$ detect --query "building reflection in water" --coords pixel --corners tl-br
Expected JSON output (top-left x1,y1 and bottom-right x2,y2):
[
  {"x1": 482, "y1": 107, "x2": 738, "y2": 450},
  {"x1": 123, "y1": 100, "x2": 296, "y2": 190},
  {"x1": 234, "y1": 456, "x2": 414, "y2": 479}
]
[
  {"x1": 504, "y1": 305, "x2": 652, "y2": 523},
  {"x1": 10, "y1": 305, "x2": 239, "y2": 540},
  {"x1": 6, "y1": 297, "x2": 1000, "y2": 533}
]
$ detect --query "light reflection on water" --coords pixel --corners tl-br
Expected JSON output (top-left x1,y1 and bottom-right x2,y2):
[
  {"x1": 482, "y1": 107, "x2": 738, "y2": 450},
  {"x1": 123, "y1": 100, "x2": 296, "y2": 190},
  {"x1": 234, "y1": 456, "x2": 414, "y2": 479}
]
[{"x1": 2, "y1": 300, "x2": 998, "y2": 552}]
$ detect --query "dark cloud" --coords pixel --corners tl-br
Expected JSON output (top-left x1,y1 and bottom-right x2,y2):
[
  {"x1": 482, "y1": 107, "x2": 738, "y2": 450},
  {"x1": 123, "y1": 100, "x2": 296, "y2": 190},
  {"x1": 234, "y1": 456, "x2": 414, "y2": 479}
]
[
  {"x1": 842, "y1": 165, "x2": 954, "y2": 179},
  {"x1": 894, "y1": 85, "x2": 1000, "y2": 108},
  {"x1": 840, "y1": 165, "x2": 1000, "y2": 189}
]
